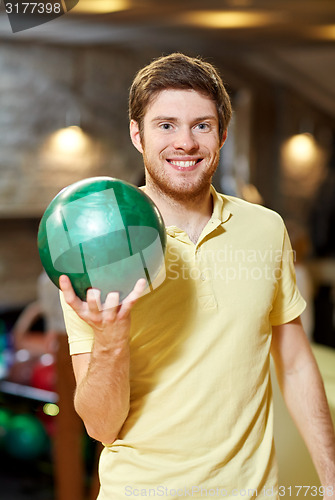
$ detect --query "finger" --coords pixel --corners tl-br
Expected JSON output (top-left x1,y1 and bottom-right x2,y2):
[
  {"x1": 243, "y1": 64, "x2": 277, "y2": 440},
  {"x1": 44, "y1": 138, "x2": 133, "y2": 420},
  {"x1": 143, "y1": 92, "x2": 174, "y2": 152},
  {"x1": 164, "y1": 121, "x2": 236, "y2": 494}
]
[
  {"x1": 59, "y1": 275, "x2": 83, "y2": 312},
  {"x1": 126, "y1": 278, "x2": 148, "y2": 302},
  {"x1": 103, "y1": 292, "x2": 120, "y2": 316},
  {"x1": 119, "y1": 278, "x2": 147, "y2": 318},
  {"x1": 86, "y1": 288, "x2": 103, "y2": 313}
]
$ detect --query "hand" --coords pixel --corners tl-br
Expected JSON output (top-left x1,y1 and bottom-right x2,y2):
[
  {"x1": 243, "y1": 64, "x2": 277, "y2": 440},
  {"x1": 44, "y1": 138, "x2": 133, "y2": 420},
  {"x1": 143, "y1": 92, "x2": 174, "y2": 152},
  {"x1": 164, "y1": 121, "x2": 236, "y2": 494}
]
[{"x1": 59, "y1": 275, "x2": 147, "y2": 348}]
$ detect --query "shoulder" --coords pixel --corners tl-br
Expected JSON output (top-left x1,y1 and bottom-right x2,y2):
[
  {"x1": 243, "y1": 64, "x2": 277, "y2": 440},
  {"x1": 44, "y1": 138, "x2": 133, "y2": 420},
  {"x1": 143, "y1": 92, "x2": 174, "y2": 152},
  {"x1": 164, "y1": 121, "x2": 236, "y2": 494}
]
[{"x1": 219, "y1": 193, "x2": 284, "y2": 231}]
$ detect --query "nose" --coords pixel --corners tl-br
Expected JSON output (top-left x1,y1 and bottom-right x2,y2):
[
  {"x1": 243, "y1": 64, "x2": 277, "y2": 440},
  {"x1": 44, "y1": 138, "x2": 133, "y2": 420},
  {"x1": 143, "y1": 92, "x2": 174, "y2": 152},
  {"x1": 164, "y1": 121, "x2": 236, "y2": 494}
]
[{"x1": 173, "y1": 127, "x2": 199, "y2": 152}]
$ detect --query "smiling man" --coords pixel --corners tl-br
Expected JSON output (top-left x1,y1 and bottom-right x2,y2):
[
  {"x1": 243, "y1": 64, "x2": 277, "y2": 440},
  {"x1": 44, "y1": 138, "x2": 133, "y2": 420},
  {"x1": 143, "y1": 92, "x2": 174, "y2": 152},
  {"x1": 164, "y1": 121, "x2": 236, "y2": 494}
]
[
  {"x1": 60, "y1": 53, "x2": 335, "y2": 499},
  {"x1": 132, "y1": 89, "x2": 223, "y2": 198},
  {"x1": 130, "y1": 88, "x2": 224, "y2": 243}
]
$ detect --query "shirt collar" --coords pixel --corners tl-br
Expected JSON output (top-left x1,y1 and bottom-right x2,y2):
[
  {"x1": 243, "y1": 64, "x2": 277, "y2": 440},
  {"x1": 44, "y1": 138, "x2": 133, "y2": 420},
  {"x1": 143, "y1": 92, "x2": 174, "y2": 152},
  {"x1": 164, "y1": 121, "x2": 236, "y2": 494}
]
[
  {"x1": 210, "y1": 185, "x2": 231, "y2": 224},
  {"x1": 165, "y1": 186, "x2": 231, "y2": 241}
]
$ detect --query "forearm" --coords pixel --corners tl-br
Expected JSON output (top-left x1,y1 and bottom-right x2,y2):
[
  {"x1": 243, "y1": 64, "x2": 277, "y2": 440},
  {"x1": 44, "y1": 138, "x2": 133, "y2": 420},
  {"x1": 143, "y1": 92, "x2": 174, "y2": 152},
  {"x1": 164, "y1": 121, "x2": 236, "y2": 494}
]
[
  {"x1": 74, "y1": 339, "x2": 130, "y2": 444},
  {"x1": 59, "y1": 275, "x2": 146, "y2": 445},
  {"x1": 276, "y1": 352, "x2": 335, "y2": 488}
]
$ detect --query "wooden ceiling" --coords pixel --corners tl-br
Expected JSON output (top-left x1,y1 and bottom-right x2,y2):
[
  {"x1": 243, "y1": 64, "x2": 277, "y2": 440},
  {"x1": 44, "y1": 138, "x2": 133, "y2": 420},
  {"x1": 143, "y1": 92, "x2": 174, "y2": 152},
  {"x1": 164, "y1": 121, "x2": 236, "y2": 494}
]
[{"x1": 0, "y1": 0, "x2": 335, "y2": 116}]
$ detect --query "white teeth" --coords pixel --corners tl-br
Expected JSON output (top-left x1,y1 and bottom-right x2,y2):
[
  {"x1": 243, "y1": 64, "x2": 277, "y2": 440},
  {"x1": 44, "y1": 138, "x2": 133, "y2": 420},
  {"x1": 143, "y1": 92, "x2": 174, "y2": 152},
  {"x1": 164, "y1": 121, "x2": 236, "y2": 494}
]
[{"x1": 169, "y1": 160, "x2": 197, "y2": 167}]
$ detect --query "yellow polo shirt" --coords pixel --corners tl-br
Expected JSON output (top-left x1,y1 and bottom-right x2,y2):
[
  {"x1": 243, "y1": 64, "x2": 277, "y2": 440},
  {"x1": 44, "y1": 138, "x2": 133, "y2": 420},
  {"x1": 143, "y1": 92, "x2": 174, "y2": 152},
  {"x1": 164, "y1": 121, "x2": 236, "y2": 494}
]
[{"x1": 61, "y1": 187, "x2": 306, "y2": 499}]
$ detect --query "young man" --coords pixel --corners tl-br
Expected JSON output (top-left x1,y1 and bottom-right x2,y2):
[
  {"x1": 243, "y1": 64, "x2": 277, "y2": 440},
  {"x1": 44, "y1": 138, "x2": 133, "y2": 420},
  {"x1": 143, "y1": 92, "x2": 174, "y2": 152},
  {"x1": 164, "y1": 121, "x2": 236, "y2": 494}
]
[{"x1": 60, "y1": 53, "x2": 335, "y2": 499}]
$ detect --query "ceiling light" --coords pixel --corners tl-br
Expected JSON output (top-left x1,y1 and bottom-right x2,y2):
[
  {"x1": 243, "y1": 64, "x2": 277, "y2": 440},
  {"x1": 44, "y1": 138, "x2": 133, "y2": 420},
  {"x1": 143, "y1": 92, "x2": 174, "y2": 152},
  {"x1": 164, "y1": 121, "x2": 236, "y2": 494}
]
[
  {"x1": 177, "y1": 10, "x2": 286, "y2": 29},
  {"x1": 72, "y1": 0, "x2": 131, "y2": 15},
  {"x1": 307, "y1": 25, "x2": 335, "y2": 40}
]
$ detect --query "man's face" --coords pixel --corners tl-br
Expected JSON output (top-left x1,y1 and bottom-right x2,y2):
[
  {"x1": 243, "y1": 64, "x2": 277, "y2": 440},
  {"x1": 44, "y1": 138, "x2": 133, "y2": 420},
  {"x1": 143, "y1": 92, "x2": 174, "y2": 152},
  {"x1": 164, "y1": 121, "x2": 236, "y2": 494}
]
[{"x1": 130, "y1": 89, "x2": 226, "y2": 201}]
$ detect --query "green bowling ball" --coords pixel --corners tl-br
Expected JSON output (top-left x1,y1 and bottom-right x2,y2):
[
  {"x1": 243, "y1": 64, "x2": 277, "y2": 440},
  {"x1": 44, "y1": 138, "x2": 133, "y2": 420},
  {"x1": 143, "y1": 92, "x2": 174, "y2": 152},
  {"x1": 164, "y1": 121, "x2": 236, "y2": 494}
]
[
  {"x1": 5, "y1": 413, "x2": 48, "y2": 460},
  {"x1": 37, "y1": 177, "x2": 166, "y2": 302},
  {"x1": 0, "y1": 407, "x2": 11, "y2": 449}
]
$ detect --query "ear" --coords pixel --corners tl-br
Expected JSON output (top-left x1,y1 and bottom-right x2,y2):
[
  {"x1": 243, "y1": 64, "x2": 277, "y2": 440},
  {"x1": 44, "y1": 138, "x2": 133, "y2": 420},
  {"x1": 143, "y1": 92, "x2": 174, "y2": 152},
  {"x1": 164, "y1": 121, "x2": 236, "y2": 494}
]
[
  {"x1": 220, "y1": 129, "x2": 228, "y2": 149},
  {"x1": 130, "y1": 120, "x2": 144, "y2": 154}
]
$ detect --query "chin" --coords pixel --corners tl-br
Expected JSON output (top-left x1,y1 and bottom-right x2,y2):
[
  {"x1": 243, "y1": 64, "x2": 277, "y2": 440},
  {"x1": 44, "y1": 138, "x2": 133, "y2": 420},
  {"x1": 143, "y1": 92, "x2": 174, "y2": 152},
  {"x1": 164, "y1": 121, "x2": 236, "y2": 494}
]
[{"x1": 163, "y1": 180, "x2": 212, "y2": 201}]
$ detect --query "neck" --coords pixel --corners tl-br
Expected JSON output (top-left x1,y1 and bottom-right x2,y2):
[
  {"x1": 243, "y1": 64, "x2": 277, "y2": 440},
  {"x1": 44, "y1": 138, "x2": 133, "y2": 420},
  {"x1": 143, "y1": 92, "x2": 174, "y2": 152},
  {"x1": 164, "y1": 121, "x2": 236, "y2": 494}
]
[{"x1": 143, "y1": 181, "x2": 213, "y2": 243}]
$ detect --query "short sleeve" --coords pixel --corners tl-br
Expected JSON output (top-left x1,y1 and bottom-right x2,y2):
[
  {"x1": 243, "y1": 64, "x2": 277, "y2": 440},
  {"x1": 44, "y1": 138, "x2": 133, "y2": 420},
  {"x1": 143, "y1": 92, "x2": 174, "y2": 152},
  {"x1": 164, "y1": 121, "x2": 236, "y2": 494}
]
[
  {"x1": 269, "y1": 225, "x2": 306, "y2": 326},
  {"x1": 59, "y1": 291, "x2": 94, "y2": 355}
]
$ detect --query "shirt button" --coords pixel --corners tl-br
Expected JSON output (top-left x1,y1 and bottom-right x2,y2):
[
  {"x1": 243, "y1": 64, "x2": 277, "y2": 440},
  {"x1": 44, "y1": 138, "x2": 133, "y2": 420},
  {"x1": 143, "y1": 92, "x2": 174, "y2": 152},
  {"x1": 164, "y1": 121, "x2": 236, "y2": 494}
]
[{"x1": 200, "y1": 273, "x2": 206, "y2": 281}]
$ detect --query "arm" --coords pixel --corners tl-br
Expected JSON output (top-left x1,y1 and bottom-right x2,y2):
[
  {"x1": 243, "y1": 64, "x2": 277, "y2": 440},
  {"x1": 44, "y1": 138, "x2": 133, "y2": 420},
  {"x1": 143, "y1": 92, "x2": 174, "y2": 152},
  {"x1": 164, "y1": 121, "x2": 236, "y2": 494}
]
[
  {"x1": 12, "y1": 301, "x2": 43, "y2": 341},
  {"x1": 59, "y1": 275, "x2": 146, "y2": 444},
  {"x1": 271, "y1": 317, "x2": 335, "y2": 496}
]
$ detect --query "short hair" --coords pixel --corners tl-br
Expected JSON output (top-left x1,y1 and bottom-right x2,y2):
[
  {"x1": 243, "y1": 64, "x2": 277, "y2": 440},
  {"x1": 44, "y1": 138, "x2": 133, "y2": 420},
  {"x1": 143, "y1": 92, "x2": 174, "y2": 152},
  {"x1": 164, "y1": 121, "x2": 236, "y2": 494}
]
[{"x1": 129, "y1": 53, "x2": 232, "y2": 143}]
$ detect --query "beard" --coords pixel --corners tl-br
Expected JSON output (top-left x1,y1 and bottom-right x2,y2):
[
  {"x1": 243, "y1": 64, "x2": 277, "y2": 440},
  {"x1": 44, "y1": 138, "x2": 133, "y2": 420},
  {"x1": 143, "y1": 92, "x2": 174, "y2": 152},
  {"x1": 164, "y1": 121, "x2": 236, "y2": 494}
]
[{"x1": 143, "y1": 149, "x2": 220, "y2": 203}]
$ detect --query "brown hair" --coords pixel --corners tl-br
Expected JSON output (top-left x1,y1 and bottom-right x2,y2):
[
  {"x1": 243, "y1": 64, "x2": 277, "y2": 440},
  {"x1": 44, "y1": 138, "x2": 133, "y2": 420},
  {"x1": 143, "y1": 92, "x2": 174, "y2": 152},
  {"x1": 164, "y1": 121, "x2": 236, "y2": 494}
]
[{"x1": 129, "y1": 53, "x2": 232, "y2": 143}]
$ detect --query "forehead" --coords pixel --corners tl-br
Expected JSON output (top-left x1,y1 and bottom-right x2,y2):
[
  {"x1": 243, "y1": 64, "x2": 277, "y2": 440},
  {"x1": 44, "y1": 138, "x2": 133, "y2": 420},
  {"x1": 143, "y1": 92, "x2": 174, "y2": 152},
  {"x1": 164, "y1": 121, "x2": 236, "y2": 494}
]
[{"x1": 144, "y1": 88, "x2": 218, "y2": 120}]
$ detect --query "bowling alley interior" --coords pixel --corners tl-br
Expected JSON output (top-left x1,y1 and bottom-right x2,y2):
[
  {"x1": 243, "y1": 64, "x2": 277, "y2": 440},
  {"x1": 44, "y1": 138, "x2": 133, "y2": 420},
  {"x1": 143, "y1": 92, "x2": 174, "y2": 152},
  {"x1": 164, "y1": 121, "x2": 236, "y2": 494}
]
[{"x1": 0, "y1": 1, "x2": 335, "y2": 499}]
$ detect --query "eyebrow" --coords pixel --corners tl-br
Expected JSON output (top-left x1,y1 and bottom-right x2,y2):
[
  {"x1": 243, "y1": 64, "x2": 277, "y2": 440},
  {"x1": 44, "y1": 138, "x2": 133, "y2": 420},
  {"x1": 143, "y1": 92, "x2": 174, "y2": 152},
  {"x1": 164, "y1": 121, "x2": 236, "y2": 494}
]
[{"x1": 151, "y1": 115, "x2": 218, "y2": 123}]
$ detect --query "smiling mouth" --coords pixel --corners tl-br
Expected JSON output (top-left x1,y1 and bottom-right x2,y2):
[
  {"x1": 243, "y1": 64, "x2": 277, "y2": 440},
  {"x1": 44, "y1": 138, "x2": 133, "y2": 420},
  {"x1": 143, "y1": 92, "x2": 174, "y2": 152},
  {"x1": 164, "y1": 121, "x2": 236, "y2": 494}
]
[{"x1": 167, "y1": 159, "x2": 202, "y2": 170}]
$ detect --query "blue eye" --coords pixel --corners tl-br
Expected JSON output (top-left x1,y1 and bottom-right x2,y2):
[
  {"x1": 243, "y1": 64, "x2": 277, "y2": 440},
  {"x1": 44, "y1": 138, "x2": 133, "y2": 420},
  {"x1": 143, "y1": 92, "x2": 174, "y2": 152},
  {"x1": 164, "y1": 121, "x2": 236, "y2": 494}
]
[{"x1": 197, "y1": 123, "x2": 209, "y2": 130}]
